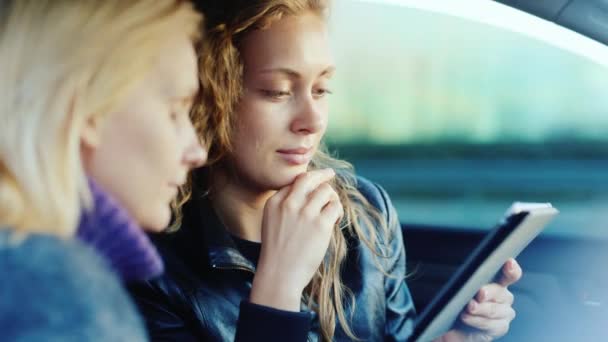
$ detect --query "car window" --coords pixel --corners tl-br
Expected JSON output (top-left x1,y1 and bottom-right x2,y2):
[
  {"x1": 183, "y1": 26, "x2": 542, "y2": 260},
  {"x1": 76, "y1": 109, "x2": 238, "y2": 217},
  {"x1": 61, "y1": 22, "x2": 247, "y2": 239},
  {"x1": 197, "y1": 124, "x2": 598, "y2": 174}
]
[{"x1": 326, "y1": 0, "x2": 608, "y2": 239}]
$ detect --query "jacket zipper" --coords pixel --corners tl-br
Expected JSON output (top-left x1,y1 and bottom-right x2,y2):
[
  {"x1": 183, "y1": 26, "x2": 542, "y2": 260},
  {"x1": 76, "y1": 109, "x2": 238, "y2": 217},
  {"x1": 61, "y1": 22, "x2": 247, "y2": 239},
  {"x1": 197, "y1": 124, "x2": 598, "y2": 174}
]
[{"x1": 210, "y1": 263, "x2": 255, "y2": 274}]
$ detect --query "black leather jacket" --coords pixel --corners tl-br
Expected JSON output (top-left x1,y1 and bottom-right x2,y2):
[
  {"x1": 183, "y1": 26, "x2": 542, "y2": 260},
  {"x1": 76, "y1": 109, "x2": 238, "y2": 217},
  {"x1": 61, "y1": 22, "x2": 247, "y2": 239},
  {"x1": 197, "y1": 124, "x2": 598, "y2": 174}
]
[{"x1": 128, "y1": 177, "x2": 416, "y2": 341}]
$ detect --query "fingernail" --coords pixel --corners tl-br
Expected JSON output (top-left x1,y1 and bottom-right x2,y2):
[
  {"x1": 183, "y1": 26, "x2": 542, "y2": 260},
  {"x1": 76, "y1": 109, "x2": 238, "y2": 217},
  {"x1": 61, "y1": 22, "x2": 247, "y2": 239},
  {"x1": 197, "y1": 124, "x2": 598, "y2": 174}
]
[
  {"x1": 478, "y1": 289, "x2": 486, "y2": 301},
  {"x1": 469, "y1": 301, "x2": 477, "y2": 313},
  {"x1": 508, "y1": 260, "x2": 517, "y2": 273}
]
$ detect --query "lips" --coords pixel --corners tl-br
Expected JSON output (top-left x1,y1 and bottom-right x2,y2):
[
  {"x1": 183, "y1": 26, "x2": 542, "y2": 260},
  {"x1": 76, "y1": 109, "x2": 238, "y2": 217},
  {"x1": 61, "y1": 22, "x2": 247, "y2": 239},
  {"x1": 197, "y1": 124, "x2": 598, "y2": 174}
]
[
  {"x1": 276, "y1": 147, "x2": 313, "y2": 165},
  {"x1": 277, "y1": 147, "x2": 311, "y2": 154}
]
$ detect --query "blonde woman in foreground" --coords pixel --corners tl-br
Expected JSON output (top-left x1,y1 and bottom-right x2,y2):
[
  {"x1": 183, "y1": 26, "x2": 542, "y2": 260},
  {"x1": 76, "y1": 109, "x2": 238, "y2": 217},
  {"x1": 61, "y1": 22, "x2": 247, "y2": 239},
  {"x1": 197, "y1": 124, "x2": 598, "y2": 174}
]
[{"x1": 0, "y1": 1, "x2": 203, "y2": 340}]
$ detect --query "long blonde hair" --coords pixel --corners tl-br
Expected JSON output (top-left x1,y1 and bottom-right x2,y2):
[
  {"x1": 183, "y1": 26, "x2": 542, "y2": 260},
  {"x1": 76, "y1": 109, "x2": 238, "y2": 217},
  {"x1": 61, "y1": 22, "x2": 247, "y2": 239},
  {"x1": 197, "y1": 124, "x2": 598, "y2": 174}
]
[
  {"x1": 0, "y1": 0, "x2": 202, "y2": 237},
  {"x1": 176, "y1": 1, "x2": 393, "y2": 340}
]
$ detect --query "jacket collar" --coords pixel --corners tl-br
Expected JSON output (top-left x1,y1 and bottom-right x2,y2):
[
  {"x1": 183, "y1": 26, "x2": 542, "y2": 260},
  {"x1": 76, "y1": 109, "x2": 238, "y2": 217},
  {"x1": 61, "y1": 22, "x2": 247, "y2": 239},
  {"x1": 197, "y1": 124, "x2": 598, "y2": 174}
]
[{"x1": 185, "y1": 193, "x2": 256, "y2": 273}]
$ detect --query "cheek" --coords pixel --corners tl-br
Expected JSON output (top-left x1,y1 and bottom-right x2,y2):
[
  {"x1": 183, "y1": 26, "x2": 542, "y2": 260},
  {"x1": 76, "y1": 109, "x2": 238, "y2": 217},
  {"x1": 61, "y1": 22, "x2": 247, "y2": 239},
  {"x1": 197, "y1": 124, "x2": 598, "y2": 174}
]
[
  {"x1": 231, "y1": 125, "x2": 264, "y2": 164},
  {"x1": 116, "y1": 141, "x2": 174, "y2": 230},
  {"x1": 127, "y1": 108, "x2": 180, "y2": 169},
  {"x1": 233, "y1": 107, "x2": 278, "y2": 152},
  {"x1": 92, "y1": 112, "x2": 177, "y2": 223},
  {"x1": 319, "y1": 102, "x2": 330, "y2": 132}
]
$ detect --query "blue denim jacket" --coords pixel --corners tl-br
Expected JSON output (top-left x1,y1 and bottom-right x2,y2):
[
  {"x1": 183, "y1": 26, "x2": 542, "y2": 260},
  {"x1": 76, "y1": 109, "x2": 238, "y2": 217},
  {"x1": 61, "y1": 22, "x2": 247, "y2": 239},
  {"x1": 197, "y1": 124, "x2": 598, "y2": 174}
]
[{"x1": 0, "y1": 230, "x2": 147, "y2": 342}]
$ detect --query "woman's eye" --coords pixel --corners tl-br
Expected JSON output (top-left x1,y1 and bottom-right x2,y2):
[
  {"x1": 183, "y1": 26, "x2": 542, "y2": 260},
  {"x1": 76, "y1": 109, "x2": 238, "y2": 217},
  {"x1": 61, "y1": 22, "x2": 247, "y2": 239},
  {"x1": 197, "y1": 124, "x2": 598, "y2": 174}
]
[
  {"x1": 261, "y1": 89, "x2": 291, "y2": 99},
  {"x1": 313, "y1": 88, "x2": 333, "y2": 98}
]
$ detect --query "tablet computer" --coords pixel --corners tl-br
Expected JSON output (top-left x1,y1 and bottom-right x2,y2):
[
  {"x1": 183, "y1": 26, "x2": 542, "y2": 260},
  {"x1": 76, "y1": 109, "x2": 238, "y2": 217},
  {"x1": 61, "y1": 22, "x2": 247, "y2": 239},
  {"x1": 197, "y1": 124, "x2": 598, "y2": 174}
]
[{"x1": 410, "y1": 202, "x2": 559, "y2": 342}]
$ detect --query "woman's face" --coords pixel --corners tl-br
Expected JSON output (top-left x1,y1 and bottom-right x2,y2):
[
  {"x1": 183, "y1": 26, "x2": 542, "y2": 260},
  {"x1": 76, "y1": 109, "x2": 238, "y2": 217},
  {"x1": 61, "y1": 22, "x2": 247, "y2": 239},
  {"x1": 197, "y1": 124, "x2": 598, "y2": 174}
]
[
  {"x1": 227, "y1": 11, "x2": 334, "y2": 191},
  {"x1": 82, "y1": 32, "x2": 206, "y2": 231}
]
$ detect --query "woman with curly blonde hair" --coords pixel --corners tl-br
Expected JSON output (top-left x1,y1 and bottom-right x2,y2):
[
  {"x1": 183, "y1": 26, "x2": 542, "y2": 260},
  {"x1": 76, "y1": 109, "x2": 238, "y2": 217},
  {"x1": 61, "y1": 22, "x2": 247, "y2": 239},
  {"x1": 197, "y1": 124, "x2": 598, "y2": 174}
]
[{"x1": 131, "y1": 1, "x2": 523, "y2": 341}]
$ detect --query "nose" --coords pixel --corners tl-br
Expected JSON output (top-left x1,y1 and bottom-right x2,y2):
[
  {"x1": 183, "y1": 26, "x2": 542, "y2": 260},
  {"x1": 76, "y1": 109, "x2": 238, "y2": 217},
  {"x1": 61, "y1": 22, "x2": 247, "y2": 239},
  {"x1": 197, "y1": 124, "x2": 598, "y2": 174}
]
[
  {"x1": 183, "y1": 139, "x2": 207, "y2": 169},
  {"x1": 182, "y1": 124, "x2": 207, "y2": 169},
  {"x1": 290, "y1": 95, "x2": 325, "y2": 135}
]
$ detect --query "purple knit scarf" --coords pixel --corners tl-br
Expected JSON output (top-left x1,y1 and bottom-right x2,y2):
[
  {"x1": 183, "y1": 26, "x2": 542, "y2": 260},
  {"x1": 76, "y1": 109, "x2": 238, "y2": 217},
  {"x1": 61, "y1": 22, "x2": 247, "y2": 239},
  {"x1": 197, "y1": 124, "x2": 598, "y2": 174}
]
[{"x1": 76, "y1": 179, "x2": 163, "y2": 282}]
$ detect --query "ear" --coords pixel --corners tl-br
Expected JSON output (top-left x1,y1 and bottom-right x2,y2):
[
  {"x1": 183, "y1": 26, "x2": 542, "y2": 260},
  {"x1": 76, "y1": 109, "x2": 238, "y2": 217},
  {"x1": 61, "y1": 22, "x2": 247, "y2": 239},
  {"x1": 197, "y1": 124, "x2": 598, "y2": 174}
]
[{"x1": 80, "y1": 113, "x2": 104, "y2": 149}]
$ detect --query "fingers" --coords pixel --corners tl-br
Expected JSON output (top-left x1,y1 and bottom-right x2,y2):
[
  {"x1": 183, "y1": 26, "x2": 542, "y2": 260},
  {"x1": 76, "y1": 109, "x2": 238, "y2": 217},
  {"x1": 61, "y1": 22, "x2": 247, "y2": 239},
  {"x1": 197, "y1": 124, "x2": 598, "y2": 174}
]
[
  {"x1": 459, "y1": 313, "x2": 512, "y2": 338},
  {"x1": 498, "y1": 258, "x2": 523, "y2": 287},
  {"x1": 304, "y1": 181, "x2": 344, "y2": 228},
  {"x1": 476, "y1": 283, "x2": 515, "y2": 304},
  {"x1": 265, "y1": 184, "x2": 292, "y2": 210},
  {"x1": 461, "y1": 299, "x2": 516, "y2": 338},
  {"x1": 304, "y1": 182, "x2": 339, "y2": 214},
  {"x1": 287, "y1": 169, "x2": 335, "y2": 203},
  {"x1": 465, "y1": 300, "x2": 516, "y2": 320},
  {"x1": 321, "y1": 197, "x2": 344, "y2": 226},
  {"x1": 464, "y1": 272, "x2": 518, "y2": 340}
]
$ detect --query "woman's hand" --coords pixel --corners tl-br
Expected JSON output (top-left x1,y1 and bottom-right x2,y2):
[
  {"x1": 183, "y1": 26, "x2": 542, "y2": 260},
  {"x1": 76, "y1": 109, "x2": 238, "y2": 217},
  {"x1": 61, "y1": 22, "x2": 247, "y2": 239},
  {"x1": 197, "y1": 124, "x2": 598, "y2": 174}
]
[
  {"x1": 250, "y1": 169, "x2": 342, "y2": 311},
  {"x1": 438, "y1": 258, "x2": 523, "y2": 342}
]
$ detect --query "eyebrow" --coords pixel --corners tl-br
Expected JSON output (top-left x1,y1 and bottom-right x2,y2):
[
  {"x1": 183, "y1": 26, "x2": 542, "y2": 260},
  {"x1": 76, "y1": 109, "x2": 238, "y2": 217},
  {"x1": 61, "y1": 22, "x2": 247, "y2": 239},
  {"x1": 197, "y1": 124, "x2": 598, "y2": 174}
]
[{"x1": 259, "y1": 66, "x2": 336, "y2": 78}]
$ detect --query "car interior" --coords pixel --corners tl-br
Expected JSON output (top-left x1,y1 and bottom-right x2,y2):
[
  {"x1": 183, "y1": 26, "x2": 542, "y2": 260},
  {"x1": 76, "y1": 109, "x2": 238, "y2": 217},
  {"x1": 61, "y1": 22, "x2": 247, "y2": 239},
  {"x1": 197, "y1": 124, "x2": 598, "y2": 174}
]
[
  {"x1": 410, "y1": 1, "x2": 608, "y2": 340},
  {"x1": 327, "y1": 0, "x2": 608, "y2": 340}
]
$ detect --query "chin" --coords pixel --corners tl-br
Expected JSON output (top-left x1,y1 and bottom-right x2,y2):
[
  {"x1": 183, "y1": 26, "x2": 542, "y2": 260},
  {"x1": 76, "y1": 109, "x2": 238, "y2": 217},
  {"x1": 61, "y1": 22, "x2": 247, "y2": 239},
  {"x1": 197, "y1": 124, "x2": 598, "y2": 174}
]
[
  {"x1": 140, "y1": 206, "x2": 171, "y2": 233},
  {"x1": 267, "y1": 167, "x2": 309, "y2": 189}
]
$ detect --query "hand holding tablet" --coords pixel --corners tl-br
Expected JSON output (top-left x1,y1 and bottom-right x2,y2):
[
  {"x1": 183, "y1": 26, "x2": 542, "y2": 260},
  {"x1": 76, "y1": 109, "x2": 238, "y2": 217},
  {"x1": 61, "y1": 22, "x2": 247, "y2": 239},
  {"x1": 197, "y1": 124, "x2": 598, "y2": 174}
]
[{"x1": 410, "y1": 202, "x2": 558, "y2": 342}]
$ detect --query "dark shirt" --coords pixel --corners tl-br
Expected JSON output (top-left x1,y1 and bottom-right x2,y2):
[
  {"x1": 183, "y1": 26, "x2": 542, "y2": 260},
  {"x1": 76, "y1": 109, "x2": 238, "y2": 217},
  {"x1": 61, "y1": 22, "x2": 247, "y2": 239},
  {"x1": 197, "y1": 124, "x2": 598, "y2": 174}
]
[{"x1": 230, "y1": 234, "x2": 261, "y2": 267}]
